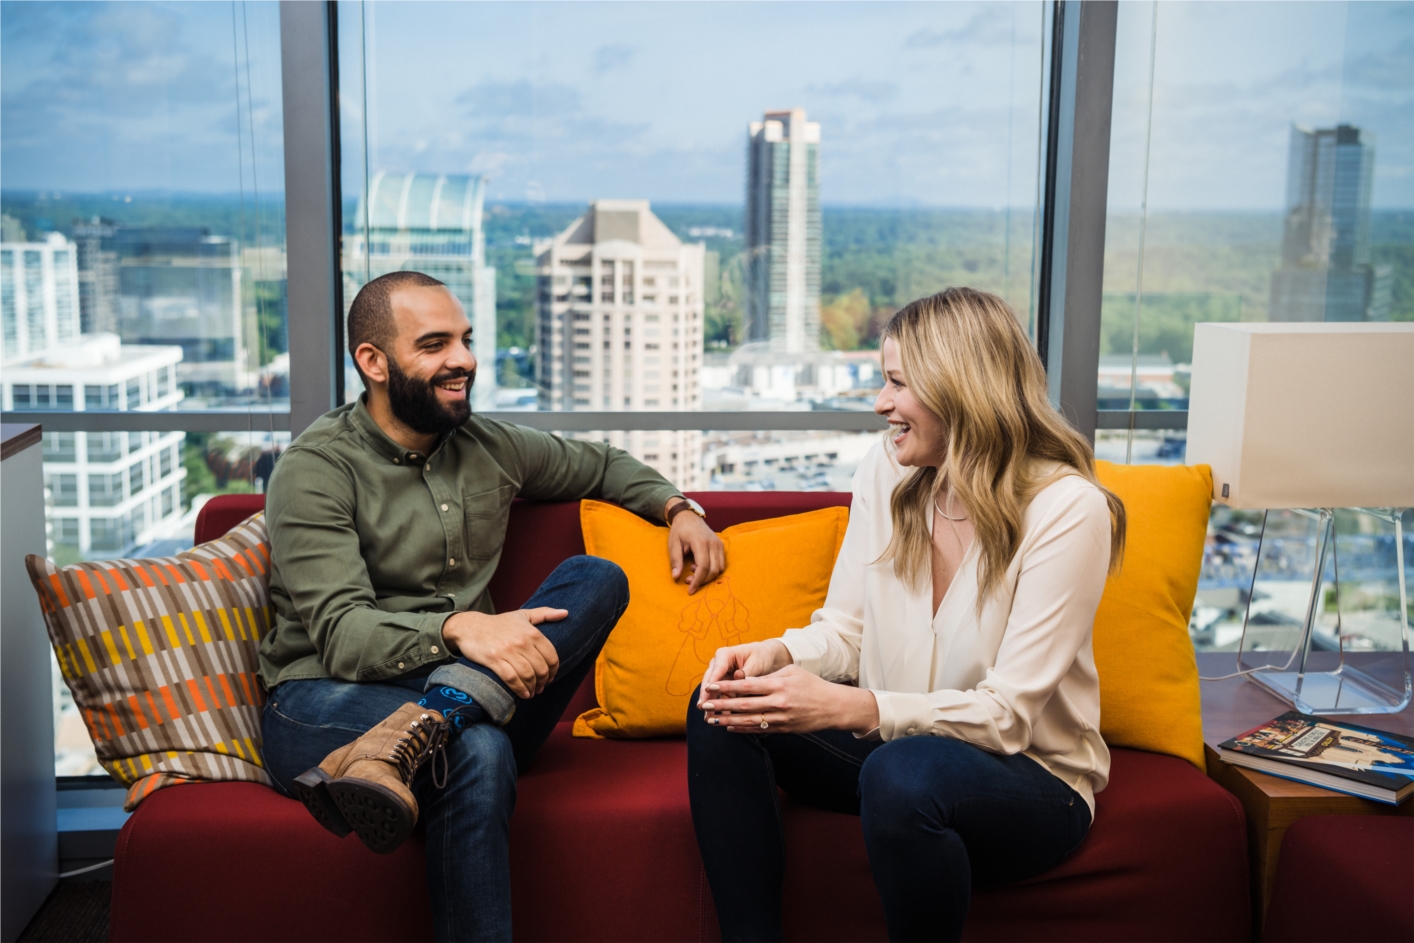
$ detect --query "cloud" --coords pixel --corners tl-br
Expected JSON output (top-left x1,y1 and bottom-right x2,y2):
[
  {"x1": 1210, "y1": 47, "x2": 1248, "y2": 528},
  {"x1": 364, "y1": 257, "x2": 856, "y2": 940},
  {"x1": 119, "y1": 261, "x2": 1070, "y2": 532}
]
[
  {"x1": 593, "y1": 43, "x2": 637, "y2": 75},
  {"x1": 904, "y1": 8, "x2": 1017, "y2": 50},
  {"x1": 457, "y1": 79, "x2": 581, "y2": 120},
  {"x1": 809, "y1": 77, "x2": 899, "y2": 104}
]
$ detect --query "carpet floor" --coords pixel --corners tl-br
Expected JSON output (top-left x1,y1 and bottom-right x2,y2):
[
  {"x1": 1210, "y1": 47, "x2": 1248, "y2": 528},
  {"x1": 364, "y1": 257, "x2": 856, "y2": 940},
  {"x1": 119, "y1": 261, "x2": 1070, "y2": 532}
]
[{"x1": 18, "y1": 882, "x2": 110, "y2": 943}]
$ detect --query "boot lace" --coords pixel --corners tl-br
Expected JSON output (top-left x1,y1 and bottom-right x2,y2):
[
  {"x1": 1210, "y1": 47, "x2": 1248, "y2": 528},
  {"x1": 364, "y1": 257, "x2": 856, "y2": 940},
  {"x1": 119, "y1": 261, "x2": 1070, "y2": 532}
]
[{"x1": 389, "y1": 713, "x2": 452, "y2": 789}]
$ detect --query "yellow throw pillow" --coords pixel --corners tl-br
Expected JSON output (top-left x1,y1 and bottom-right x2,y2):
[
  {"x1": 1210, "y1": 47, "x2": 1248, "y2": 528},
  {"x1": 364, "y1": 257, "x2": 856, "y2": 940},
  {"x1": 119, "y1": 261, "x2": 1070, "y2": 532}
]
[
  {"x1": 1092, "y1": 461, "x2": 1211, "y2": 769},
  {"x1": 574, "y1": 501, "x2": 849, "y2": 739}
]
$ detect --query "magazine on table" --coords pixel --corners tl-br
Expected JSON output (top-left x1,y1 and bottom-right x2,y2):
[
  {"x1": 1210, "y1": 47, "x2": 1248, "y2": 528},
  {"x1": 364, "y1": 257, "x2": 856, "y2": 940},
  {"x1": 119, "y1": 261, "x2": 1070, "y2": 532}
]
[{"x1": 1217, "y1": 710, "x2": 1414, "y2": 805}]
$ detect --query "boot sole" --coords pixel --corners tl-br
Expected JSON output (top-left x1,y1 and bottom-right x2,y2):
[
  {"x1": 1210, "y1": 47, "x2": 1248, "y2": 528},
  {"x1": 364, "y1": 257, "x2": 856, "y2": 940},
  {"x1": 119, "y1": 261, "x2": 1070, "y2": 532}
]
[
  {"x1": 292, "y1": 767, "x2": 352, "y2": 838},
  {"x1": 326, "y1": 778, "x2": 416, "y2": 855}
]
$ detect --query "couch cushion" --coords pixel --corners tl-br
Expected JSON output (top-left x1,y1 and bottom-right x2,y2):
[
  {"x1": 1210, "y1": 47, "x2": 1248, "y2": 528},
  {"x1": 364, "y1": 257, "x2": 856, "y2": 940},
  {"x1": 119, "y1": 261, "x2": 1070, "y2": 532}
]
[
  {"x1": 113, "y1": 726, "x2": 1248, "y2": 943},
  {"x1": 109, "y1": 780, "x2": 433, "y2": 943},
  {"x1": 1263, "y1": 815, "x2": 1414, "y2": 943},
  {"x1": 575, "y1": 501, "x2": 849, "y2": 739},
  {"x1": 777, "y1": 747, "x2": 1250, "y2": 942},
  {"x1": 27, "y1": 513, "x2": 274, "y2": 810}
]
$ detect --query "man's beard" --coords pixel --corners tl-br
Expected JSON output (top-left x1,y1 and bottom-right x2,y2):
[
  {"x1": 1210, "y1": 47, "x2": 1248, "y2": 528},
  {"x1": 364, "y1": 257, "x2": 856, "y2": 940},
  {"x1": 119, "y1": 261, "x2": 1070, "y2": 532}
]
[{"x1": 385, "y1": 354, "x2": 474, "y2": 436}]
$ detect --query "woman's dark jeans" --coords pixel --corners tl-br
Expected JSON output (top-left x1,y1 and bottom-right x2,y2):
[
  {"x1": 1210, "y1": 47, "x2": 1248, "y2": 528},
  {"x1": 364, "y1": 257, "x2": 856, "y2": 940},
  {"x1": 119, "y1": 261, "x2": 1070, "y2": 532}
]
[{"x1": 685, "y1": 689, "x2": 1092, "y2": 942}]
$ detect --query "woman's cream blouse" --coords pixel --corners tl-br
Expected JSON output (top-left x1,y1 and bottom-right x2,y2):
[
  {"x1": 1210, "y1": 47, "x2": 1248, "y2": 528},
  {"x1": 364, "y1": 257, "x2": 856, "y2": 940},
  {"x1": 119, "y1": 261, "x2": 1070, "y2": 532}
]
[{"x1": 778, "y1": 442, "x2": 1112, "y2": 814}]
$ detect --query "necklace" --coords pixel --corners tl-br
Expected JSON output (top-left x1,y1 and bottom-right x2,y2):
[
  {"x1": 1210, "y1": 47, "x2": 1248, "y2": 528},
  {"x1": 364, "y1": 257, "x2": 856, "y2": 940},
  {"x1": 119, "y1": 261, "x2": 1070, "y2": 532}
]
[{"x1": 934, "y1": 494, "x2": 969, "y2": 522}]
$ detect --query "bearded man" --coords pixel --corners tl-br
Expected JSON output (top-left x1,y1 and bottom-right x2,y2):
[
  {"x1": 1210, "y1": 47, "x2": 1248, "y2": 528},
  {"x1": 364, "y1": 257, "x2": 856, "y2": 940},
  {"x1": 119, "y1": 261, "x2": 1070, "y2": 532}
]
[{"x1": 259, "y1": 271, "x2": 724, "y2": 941}]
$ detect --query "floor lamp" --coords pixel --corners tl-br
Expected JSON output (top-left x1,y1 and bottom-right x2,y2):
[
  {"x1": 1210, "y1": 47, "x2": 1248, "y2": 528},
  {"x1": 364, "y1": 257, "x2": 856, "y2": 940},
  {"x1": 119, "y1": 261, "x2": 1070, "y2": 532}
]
[{"x1": 1187, "y1": 322, "x2": 1414, "y2": 715}]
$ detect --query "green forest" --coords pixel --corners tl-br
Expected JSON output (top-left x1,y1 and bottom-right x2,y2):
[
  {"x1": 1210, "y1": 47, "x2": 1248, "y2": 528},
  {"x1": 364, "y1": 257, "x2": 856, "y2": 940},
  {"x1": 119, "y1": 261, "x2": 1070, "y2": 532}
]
[{"x1": 4, "y1": 191, "x2": 1411, "y2": 376}]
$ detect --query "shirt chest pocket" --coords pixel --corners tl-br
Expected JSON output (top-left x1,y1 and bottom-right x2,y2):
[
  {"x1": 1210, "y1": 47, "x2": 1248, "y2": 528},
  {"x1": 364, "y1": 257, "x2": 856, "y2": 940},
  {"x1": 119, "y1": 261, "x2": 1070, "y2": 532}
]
[{"x1": 462, "y1": 485, "x2": 514, "y2": 562}]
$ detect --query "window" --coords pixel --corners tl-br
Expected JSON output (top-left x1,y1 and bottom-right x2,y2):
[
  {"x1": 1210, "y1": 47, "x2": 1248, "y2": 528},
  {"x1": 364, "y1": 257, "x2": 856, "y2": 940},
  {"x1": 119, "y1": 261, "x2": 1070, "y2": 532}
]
[
  {"x1": 1098, "y1": 2, "x2": 1414, "y2": 655},
  {"x1": 47, "y1": 473, "x2": 79, "y2": 507},
  {"x1": 338, "y1": 1, "x2": 1048, "y2": 425},
  {"x1": 42, "y1": 432, "x2": 76, "y2": 463},
  {"x1": 88, "y1": 473, "x2": 124, "y2": 508},
  {"x1": 1100, "y1": 2, "x2": 1413, "y2": 458},
  {"x1": 85, "y1": 432, "x2": 123, "y2": 464}
]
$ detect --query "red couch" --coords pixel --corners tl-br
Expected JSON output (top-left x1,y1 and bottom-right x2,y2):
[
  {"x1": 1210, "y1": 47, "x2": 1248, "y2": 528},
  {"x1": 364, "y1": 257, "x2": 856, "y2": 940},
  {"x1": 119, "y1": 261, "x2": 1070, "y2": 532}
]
[{"x1": 109, "y1": 493, "x2": 1251, "y2": 942}]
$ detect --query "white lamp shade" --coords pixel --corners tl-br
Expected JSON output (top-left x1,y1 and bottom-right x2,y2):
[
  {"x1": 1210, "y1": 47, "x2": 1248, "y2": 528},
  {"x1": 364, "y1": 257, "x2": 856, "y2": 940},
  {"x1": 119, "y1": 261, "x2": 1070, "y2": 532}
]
[{"x1": 1187, "y1": 322, "x2": 1414, "y2": 509}]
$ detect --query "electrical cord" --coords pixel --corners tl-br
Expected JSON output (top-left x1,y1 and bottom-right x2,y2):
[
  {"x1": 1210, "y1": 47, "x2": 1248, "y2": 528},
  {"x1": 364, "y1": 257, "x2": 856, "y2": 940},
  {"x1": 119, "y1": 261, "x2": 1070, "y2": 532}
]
[{"x1": 58, "y1": 859, "x2": 114, "y2": 879}]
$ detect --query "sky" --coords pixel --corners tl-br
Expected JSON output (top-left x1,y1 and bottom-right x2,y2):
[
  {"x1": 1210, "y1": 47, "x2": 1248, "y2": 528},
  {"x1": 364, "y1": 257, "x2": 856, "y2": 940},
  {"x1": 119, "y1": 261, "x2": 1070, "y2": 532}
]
[{"x1": 2, "y1": 1, "x2": 1412, "y2": 211}]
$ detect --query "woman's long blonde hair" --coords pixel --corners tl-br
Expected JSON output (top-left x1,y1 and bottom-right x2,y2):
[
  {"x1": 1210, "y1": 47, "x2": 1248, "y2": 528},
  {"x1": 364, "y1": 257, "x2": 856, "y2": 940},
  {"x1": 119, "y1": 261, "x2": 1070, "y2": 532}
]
[{"x1": 878, "y1": 287, "x2": 1125, "y2": 602}]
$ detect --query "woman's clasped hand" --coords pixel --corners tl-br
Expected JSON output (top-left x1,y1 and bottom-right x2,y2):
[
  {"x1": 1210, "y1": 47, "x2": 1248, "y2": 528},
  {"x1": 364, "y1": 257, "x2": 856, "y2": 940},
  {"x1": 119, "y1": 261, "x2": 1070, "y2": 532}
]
[{"x1": 696, "y1": 640, "x2": 880, "y2": 736}]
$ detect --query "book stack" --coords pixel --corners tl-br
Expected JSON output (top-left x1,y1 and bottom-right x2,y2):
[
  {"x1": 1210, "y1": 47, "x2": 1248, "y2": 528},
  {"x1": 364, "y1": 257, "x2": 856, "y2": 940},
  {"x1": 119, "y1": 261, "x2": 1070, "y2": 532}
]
[{"x1": 1217, "y1": 711, "x2": 1414, "y2": 805}]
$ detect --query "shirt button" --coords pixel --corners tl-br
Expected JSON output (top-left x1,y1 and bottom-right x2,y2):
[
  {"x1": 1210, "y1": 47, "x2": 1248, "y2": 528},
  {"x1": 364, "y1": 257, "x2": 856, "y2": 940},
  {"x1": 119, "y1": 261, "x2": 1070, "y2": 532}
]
[
  {"x1": 393, "y1": 458, "x2": 400, "y2": 464},
  {"x1": 441, "y1": 504, "x2": 448, "y2": 511},
  {"x1": 449, "y1": 558, "x2": 456, "y2": 567},
  {"x1": 397, "y1": 662, "x2": 405, "y2": 670},
  {"x1": 431, "y1": 645, "x2": 439, "y2": 655},
  {"x1": 906, "y1": 726, "x2": 917, "y2": 735}
]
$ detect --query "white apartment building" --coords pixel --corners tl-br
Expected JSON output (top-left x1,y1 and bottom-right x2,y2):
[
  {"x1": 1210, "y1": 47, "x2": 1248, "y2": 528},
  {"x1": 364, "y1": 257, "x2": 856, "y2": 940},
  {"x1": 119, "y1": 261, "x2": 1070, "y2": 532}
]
[
  {"x1": 2, "y1": 234, "x2": 82, "y2": 361},
  {"x1": 536, "y1": 200, "x2": 706, "y2": 489},
  {"x1": 3, "y1": 236, "x2": 186, "y2": 559}
]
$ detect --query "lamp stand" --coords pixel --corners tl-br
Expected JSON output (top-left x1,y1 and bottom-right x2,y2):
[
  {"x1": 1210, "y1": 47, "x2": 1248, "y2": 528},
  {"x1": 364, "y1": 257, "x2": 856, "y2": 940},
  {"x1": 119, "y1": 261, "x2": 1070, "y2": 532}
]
[{"x1": 1237, "y1": 507, "x2": 1411, "y2": 715}]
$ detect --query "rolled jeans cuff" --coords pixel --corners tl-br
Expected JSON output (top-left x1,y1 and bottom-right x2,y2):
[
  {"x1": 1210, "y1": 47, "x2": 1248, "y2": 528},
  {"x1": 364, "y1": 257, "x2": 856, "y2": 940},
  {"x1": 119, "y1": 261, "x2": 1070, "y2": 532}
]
[{"x1": 426, "y1": 663, "x2": 517, "y2": 725}]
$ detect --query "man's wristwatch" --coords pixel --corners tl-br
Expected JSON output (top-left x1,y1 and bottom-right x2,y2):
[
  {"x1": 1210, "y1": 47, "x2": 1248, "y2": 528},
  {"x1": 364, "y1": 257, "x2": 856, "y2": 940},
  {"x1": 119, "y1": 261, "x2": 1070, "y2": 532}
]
[{"x1": 666, "y1": 497, "x2": 706, "y2": 526}]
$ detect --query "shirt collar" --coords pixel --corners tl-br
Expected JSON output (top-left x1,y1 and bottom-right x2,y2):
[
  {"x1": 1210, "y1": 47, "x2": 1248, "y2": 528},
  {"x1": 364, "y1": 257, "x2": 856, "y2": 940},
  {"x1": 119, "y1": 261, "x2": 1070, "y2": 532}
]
[{"x1": 349, "y1": 396, "x2": 438, "y2": 468}]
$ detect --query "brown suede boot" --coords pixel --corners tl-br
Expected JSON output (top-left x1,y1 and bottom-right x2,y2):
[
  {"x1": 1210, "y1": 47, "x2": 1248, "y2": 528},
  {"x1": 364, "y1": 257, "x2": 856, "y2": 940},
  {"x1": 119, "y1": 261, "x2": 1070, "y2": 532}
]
[{"x1": 292, "y1": 703, "x2": 452, "y2": 854}]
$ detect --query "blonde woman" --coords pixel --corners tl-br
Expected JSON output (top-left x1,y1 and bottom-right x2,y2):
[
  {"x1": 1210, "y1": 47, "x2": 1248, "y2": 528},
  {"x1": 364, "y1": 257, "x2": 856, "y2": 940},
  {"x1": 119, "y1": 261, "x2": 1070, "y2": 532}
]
[{"x1": 687, "y1": 287, "x2": 1125, "y2": 943}]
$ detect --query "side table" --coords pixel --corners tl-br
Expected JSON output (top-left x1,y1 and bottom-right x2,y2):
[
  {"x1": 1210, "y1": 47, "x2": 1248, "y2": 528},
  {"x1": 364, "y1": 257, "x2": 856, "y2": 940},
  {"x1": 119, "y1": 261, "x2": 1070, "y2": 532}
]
[{"x1": 1197, "y1": 652, "x2": 1414, "y2": 929}]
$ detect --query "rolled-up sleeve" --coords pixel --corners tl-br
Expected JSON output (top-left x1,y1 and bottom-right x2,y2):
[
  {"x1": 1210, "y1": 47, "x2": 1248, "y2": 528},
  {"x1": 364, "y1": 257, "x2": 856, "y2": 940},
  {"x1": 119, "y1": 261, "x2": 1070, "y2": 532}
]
[
  {"x1": 266, "y1": 448, "x2": 452, "y2": 683},
  {"x1": 871, "y1": 485, "x2": 1112, "y2": 748}
]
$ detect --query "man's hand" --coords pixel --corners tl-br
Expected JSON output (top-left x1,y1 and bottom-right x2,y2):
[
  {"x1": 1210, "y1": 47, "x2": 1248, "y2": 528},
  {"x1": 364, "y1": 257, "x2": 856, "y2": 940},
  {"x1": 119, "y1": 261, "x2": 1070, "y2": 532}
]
[
  {"x1": 666, "y1": 502, "x2": 726, "y2": 595},
  {"x1": 441, "y1": 608, "x2": 566, "y2": 699},
  {"x1": 699, "y1": 665, "x2": 880, "y2": 736}
]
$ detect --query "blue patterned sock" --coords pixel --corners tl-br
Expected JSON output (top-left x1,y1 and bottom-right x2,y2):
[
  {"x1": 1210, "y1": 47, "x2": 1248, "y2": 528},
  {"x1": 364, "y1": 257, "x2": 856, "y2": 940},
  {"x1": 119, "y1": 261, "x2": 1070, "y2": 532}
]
[{"x1": 417, "y1": 686, "x2": 487, "y2": 730}]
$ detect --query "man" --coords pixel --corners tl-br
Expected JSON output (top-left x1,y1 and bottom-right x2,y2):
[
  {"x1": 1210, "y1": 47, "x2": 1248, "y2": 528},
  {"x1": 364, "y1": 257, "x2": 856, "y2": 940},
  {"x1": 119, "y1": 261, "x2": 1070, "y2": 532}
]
[{"x1": 259, "y1": 271, "x2": 724, "y2": 941}]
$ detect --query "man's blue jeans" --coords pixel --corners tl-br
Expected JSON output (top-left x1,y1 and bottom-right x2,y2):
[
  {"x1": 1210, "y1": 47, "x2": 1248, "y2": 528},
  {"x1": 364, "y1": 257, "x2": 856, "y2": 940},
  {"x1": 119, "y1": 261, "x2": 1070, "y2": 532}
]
[
  {"x1": 262, "y1": 556, "x2": 628, "y2": 943},
  {"x1": 686, "y1": 689, "x2": 1093, "y2": 942}
]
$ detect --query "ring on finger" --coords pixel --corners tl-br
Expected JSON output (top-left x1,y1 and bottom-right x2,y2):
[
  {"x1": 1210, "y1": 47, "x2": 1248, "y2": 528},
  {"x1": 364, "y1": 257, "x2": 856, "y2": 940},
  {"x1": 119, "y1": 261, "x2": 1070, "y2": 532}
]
[{"x1": 759, "y1": 716, "x2": 769, "y2": 730}]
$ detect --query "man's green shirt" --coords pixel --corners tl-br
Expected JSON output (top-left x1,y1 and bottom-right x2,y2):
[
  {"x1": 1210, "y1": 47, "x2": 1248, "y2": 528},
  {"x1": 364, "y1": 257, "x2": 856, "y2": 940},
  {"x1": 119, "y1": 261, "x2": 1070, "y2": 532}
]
[{"x1": 259, "y1": 400, "x2": 682, "y2": 690}]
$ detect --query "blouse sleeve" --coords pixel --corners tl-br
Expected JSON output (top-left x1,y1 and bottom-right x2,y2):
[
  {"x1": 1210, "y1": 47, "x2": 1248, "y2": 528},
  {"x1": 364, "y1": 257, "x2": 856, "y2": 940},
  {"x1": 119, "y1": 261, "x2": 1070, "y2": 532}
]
[
  {"x1": 870, "y1": 481, "x2": 1112, "y2": 748},
  {"x1": 775, "y1": 458, "x2": 875, "y2": 683}
]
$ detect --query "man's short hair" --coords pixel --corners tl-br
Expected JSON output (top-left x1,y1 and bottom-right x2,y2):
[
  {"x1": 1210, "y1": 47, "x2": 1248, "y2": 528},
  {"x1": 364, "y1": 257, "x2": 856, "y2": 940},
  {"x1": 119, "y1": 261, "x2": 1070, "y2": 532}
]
[{"x1": 347, "y1": 271, "x2": 448, "y2": 379}]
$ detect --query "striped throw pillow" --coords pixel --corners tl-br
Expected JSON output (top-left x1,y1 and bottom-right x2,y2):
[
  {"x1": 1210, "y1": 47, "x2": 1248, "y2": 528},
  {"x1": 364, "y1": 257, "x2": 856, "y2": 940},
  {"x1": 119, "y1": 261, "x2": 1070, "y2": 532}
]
[{"x1": 26, "y1": 512, "x2": 274, "y2": 810}]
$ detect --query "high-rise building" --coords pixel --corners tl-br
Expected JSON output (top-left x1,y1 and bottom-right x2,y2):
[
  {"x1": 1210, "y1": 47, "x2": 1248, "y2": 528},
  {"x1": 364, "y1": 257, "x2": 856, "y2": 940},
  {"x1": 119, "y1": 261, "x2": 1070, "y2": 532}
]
[
  {"x1": 344, "y1": 172, "x2": 497, "y2": 410},
  {"x1": 1270, "y1": 124, "x2": 1391, "y2": 322},
  {"x1": 535, "y1": 200, "x2": 705, "y2": 488},
  {"x1": 72, "y1": 217, "x2": 120, "y2": 335},
  {"x1": 114, "y1": 226, "x2": 253, "y2": 396},
  {"x1": 745, "y1": 108, "x2": 822, "y2": 353},
  {"x1": 2, "y1": 237, "x2": 186, "y2": 559},
  {"x1": 2, "y1": 234, "x2": 81, "y2": 362}
]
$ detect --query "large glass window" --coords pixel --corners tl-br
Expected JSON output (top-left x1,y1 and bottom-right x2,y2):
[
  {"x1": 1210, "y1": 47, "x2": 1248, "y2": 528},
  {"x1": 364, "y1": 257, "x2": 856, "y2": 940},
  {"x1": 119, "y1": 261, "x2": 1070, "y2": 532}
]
[
  {"x1": 338, "y1": 0, "x2": 1052, "y2": 487},
  {"x1": 1098, "y1": 1, "x2": 1414, "y2": 652},
  {"x1": 2, "y1": 1, "x2": 291, "y2": 775}
]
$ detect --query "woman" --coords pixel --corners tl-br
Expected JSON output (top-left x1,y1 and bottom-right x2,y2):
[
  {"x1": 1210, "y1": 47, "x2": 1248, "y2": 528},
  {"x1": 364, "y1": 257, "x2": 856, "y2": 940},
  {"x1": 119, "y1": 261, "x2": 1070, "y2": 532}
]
[{"x1": 686, "y1": 287, "x2": 1125, "y2": 943}]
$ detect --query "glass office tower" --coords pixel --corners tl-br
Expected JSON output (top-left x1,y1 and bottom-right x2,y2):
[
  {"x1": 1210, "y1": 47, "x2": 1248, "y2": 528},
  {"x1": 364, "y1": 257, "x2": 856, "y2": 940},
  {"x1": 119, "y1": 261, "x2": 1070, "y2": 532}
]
[
  {"x1": 344, "y1": 172, "x2": 498, "y2": 410},
  {"x1": 1270, "y1": 124, "x2": 1392, "y2": 322}
]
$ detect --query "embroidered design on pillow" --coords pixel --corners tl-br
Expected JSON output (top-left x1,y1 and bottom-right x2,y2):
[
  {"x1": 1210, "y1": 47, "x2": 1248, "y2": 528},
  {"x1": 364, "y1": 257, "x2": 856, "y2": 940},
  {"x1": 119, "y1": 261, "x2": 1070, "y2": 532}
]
[{"x1": 26, "y1": 513, "x2": 274, "y2": 810}]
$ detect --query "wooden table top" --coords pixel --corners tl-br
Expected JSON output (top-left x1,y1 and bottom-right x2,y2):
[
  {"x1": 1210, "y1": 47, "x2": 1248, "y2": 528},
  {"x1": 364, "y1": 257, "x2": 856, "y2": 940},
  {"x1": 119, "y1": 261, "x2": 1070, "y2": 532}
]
[
  {"x1": 1197, "y1": 651, "x2": 1414, "y2": 746},
  {"x1": 1197, "y1": 651, "x2": 1414, "y2": 804}
]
